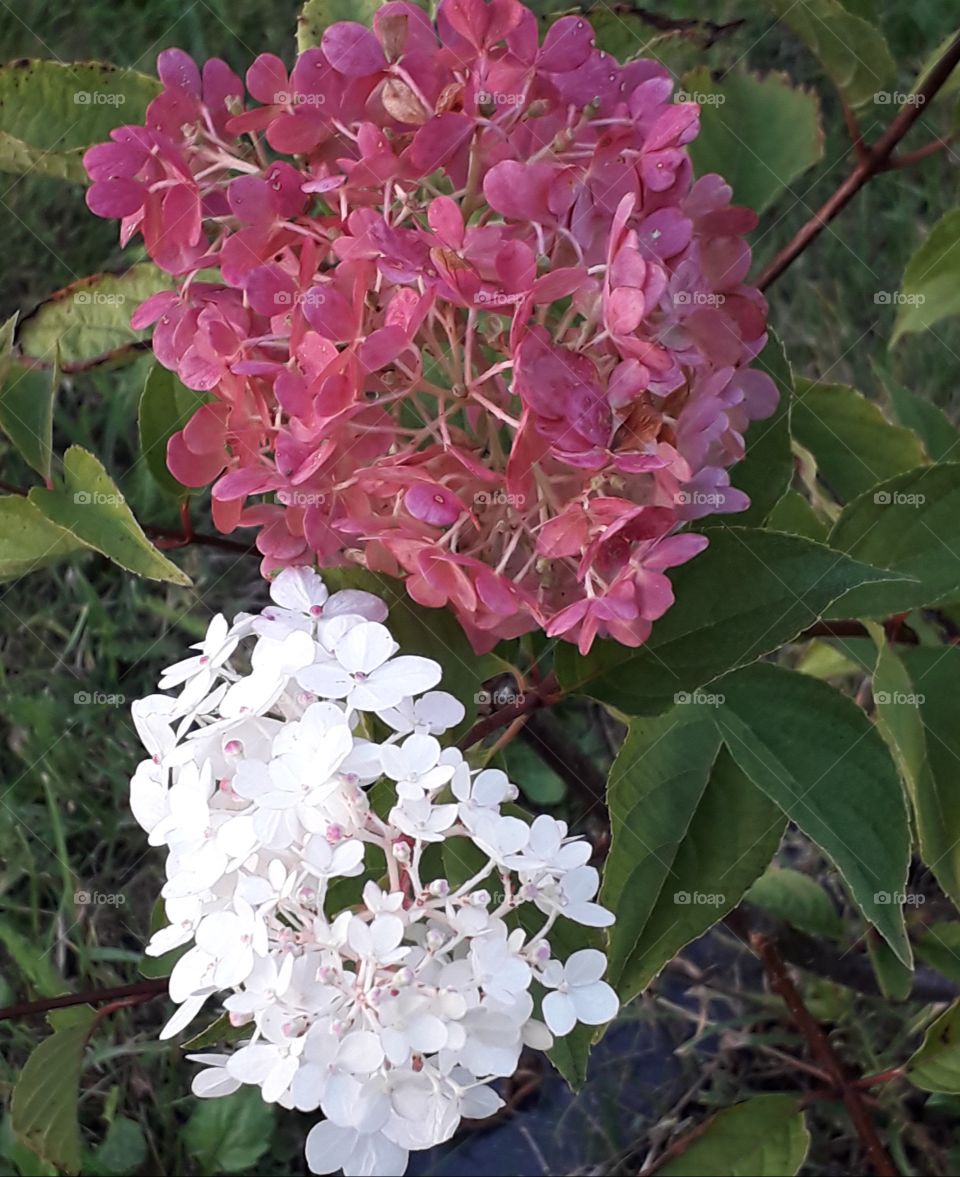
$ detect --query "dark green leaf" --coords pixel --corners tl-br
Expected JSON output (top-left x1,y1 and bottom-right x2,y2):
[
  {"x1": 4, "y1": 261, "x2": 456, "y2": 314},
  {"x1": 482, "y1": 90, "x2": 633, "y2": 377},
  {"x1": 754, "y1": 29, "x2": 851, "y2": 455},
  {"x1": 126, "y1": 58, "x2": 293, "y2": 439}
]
[
  {"x1": 183, "y1": 1087, "x2": 274, "y2": 1174},
  {"x1": 875, "y1": 644, "x2": 960, "y2": 914},
  {"x1": 715, "y1": 664, "x2": 911, "y2": 964},
  {"x1": 827, "y1": 464, "x2": 960, "y2": 618},
  {"x1": 792, "y1": 380, "x2": 926, "y2": 504},
  {"x1": 746, "y1": 869, "x2": 843, "y2": 939},
  {"x1": 886, "y1": 379, "x2": 959, "y2": 463},
  {"x1": 556, "y1": 528, "x2": 901, "y2": 715},
  {"x1": 766, "y1": 492, "x2": 828, "y2": 542},
  {"x1": 916, "y1": 924, "x2": 960, "y2": 984},
  {"x1": 907, "y1": 1002, "x2": 960, "y2": 1093},
  {"x1": 85, "y1": 1118, "x2": 146, "y2": 1177},
  {"x1": 762, "y1": 0, "x2": 894, "y2": 107},
  {"x1": 603, "y1": 707, "x2": 783, "y2": 1001},
  {"x1": 892, "y1": 210, "x2": 960, "y2": 345},
  {"x1": 659, "y1": 1093, "x2": 810, "y2": 1176},
  {"x1": 138, "y1": 364, "x2": 209, "y2": 497},
  {"x1": 684, "y1": 68, "x2": 823, "y2": 213}
]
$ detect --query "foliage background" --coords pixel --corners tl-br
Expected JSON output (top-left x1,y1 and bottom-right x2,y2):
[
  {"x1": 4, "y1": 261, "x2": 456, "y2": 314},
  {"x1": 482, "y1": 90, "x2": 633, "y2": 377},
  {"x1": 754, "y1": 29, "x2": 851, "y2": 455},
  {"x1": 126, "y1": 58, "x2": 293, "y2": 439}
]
[{"x1": 2, "y1": 1, "x2": 960, "y2": 1174}]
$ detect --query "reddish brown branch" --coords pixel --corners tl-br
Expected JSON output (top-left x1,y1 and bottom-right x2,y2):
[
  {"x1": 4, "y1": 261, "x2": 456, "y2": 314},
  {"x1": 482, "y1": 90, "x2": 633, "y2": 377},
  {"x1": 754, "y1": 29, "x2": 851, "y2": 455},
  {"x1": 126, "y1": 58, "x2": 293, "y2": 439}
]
[
  {"x1": 458, "y1": 671, "x2": 562, "y2": 749},
  {"x1": 758, "y1": 28, "x2": 960, "y2": 291},
  {"x1": 751, "y1": 933, "x2": 897, "y2": 1177},
  {"x1": 0, "y1": 979, "x2": 167, "y2": 1023}
]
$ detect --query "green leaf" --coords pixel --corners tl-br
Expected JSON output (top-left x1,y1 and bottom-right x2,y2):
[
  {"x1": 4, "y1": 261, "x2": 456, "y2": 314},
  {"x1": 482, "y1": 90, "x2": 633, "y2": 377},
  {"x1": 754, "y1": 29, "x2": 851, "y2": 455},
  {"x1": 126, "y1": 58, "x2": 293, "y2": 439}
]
[
  {"x1": 714, "y1": 663, "x2": 912, "y2": 965},
  {"x1": 885, "y1": 379, "x2": 960, "y2": 464},
  {"x1": 183, "y1": 1088, "x2": 274, "y2": 1175},
  {"x1": 792, "y1": 380, "x2": 926, "y2": 504},
  {"x1": 85, "y1": 1118, "x2": 146, "y2": 1177},
  {"x1": 556, "y1": 528, "x2": 901, "y2": 716},
  {"x1": 874, "y1": 644, "x2": 960, "y2": 914},
  {"x1": 11, "y1": 1006, "x2": 96, "y2": 1175},
  {"x1": 766, "y1": 492, "x2": 828, "y2": 542},
  {"x1": 762, "y1": 0, "x2": 894, "y2": 107},
  {"x1": 0, "y1": 496, "x2": 89, "y2": 583},
  {"x1": 0, "y1": 60, "x2": 159, "y2": 182},
  {"x1": 138, "y1": 364, "x2": 209, "y2": 497},
  {"x1": 701, "y1": 331, "x2": 793, "y2": 529},
  {"x1": 297, "y1": 0, "x2": 383, "y2": 51},
  {"x1": 867, "y1": 930, "x2": 913, "y2": 1001},
  {"x1": 0, "y1": 360, "x2": 57, "y2": 482},
  {"x1": 907, "y1": 1002, "x2": 960, "y2": 1093},
  {"x1": 603, "y1": 707, "x2": 784, "y2": 1001},
  {"x1": 892, "y1": 210, "x2": 960, "y2": 345},
  {"x1": 659, "y1": 1093, "x2": 810, "y2": 1176},
  {"x1": 684, "y1": 68, "x2": 823, "y2": 213},
  {"x1": 916, "y1": 924, "x2": 960, "y2": 984},
  {"x1": 0, "y1": 920, "x2": 67, "y2": 997},
  {"x1": 29, "y1": 446, "x2": 191, "y2": 586},
  {"x1": 746, "y1": 868, "x2": 843, "y2": 940},
  {"x1": 827, "y1": 464, "x2": 960, "y2": 618},
  {"x1": 17, "y1": 265, "x2": 173, "y2": 370}
]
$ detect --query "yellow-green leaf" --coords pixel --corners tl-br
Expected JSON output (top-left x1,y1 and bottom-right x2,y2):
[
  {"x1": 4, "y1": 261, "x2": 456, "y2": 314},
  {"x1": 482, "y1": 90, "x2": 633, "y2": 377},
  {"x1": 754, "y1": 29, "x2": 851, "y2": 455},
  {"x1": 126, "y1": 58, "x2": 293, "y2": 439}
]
[
  {"x1": 0, "y1": 496, "x2": 89, "y2": 582},
  {"x1": 0, "y1": 60, "x2": 160, "y2": 181},
  {"x1": 17, "y1": 265, "x2": 173, "y2": 369},
  {"x1": 11, "y1": 1006, "x2": 96, "y2": 1175},
  {"x1": 29, "y1": 446, "x2": 190, "y2": 585}
]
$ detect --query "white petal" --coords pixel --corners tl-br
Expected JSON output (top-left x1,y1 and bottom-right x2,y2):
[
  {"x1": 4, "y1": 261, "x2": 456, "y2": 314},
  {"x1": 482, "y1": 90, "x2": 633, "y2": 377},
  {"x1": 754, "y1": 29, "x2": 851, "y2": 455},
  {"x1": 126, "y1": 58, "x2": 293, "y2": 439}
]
[
  {"x1": 159, "y1": 992, "x2": 207, "y2": 1040},
  {"x1": 336, "y1": 1030, "x2": 384, "y2": 1073},
  {"x1": 572, "y1": 979, "x2": 620, "y2": 1025},
  {"x1": 305, "y1": 1121, "x2": 358, "y2": 1175},
  {"x1": 542, "y1": 990, "x2": 577, "y2": 1036},
  {"x1": 565, "y1": 948, "x2": 608, "y2": 987},
  {"x1": 297, "y1": 661, "x2": 353, "y2": 700},
  {"x1": 271, "y1": 566, "x2": 328, "y2": 612},
  {"x1": 336, "y1": 622, "x2": 397, "y2": 675},
  {"x1": 192, "y1": 1065, "x2": 241, "y2": 1098}
]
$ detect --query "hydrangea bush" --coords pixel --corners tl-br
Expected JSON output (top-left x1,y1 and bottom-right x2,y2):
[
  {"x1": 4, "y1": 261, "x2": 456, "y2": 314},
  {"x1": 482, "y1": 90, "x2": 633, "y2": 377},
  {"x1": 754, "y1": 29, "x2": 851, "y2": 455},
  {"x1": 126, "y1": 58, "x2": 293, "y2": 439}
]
[
  {"x1": 132, "y1": 567, "x2": 617, "y2": 1175},
  {"x1": 7, "y1": 1, "x2": 960, "y2": 1175},
  {"x1": 84, "y1": 0, "x2": 776, "y2": 654}
]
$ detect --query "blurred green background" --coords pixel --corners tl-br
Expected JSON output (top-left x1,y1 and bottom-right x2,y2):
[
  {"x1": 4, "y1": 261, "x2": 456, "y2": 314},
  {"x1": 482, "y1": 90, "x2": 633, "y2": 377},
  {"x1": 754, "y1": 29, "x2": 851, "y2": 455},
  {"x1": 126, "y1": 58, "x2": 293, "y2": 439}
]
[{"x1": 1, "y1": 2, "x2": 959, "y2": 1174}]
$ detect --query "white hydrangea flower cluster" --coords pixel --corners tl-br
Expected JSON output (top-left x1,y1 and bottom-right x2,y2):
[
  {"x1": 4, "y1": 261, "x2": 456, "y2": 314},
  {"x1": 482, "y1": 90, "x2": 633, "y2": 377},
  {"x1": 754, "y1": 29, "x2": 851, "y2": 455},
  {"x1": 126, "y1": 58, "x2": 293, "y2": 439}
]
[{"x1": 130, "y1": 568, "x2": 618, "y2": 1177}]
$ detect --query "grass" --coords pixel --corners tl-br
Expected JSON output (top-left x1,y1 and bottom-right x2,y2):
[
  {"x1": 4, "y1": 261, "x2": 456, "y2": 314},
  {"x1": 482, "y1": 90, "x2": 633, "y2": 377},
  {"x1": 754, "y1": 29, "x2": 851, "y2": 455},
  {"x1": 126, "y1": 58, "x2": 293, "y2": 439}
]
[{"x1": 2, "y1": 1, "x2": 960, "y2": 1174}]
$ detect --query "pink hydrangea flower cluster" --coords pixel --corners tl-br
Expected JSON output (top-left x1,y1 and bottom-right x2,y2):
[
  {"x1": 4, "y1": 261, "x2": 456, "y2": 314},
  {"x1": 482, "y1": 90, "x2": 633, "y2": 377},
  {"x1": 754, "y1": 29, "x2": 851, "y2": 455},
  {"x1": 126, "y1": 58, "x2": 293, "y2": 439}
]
[{"x1": 85, "y1": 0, "x2": 776, "y2": 654}]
